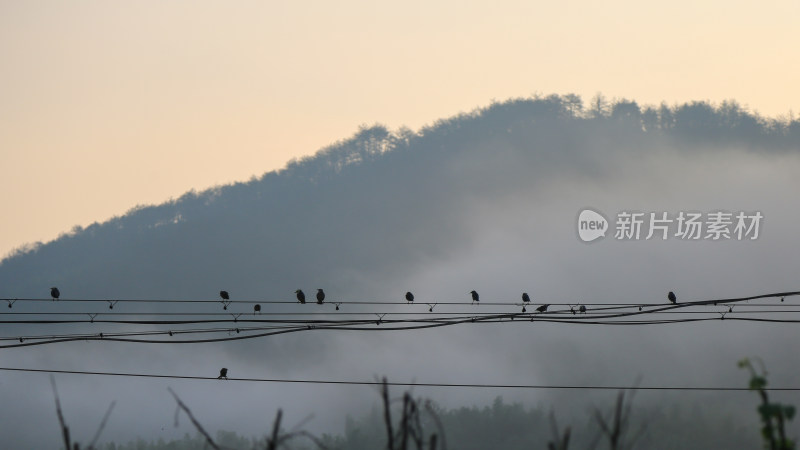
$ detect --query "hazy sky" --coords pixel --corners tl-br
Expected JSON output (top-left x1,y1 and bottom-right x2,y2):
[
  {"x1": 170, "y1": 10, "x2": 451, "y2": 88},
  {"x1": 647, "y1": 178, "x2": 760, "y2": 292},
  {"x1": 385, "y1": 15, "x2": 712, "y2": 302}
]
[{"x1": 1, "y1": 0, "x2": 798, "y2": 258}]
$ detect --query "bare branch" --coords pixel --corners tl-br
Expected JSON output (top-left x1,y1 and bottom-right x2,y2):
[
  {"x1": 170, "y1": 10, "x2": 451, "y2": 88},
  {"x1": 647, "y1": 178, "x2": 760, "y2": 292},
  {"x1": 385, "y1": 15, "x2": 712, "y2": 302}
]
[
  {"x1": 88, "y1": 400, "x2": 116, "y2": 450},
  {"x1": 277, "y1": 430, "x2": 329, "y2": 449},
  {"x1": 167, "y1": 387, "x2": 220, "y2": 450},
  {"x1": 428, "y1": 434, "x2": 438, "y2": 450},
  {"x1": 400, "y1": 393, "x2": 410, "y2": 450},
  {"x1": 50, "y1": 376, "x2": 73, "y2": 450},
  {"x1": 267, "y1": 409, "x2": 283, "y2": 450},
  {"x1": 381, "y1": 378, "x2": 395, "y2": 450},
  {"x1": 548, "y1": 411, "x2": 571, "y2": 450},
  {"x1": 424, "y1": 401, "x2": 446, "y2": 450}
]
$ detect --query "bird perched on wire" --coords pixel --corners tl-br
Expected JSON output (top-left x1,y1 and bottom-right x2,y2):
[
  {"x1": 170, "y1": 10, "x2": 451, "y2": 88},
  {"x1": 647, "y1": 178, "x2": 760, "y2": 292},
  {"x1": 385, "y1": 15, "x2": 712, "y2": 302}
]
[
  {"x1": 50, "y1": 287, "x2": 60, "y2": 301},
  {"x1": 470, "y1": 290, "x2": 479, "y2": 304},
  {"x1": 295, "y1": 290, "x2": 306, "y2": 304},
  {"x1": 219, "y1": 291, "x2": 231, "y2": 310},
  {"x1": 316, "y1": 289, "x2": 325, "y2": 304},
  {"x1": 668, "y1": 291, "x2": 677, "y2": 304},
  {"x1": 405, "y1": 292, "x2": 414, "y2": 303},
  {"x1": 536, "y1": 304, "x2": 550, "y2": 313},
  {"x1": 253, "y1": 304, "x2": 261, "y2": 314},
  {"x1": 218, "y1": 368, "x2": 228, "y2": 380},
  {"x1": 579, "y1": 305, "x2": 587, "y2": 313},
  {"x1": 522, "y1": 293, "x2": 531, "y2": 303}
]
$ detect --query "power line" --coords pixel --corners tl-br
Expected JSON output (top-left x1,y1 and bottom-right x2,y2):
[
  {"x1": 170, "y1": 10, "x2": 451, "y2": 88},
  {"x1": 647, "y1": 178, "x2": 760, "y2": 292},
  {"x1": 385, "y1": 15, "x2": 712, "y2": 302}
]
[
  {"x1": 0, "y1": 366, "x2": 797, "y2": 392},
  {"x1": 0, "y1": 313, "x2": 795, "y2": 327},
  {"x1": 2, "y1": 291, "x2": 798, "y2": 348},
  {"x1": 0, "y1": 307, "x2": 794, "y2": 325},
  {"x1": 0, "y1": 323, "x2": 305, "y2": 342},
  {"x1": 3, "y1": 298, "x2": 653, "y2": 305},
  {"x1": 2, "y1": 298, "x2": 621, "y2": 305},
  {"x1": 3, "y1": 316, "x2": 800, "y2": 348},
  {"x1": 0, "y1": 316, "x2": 717, "y2": 342},
  {"x1": 3, "y1": 291, "x2": 797, "y2": 306},
  {"x1": 4, "y1": 309, "x2": 797, "y2": 343},
  {"x1": 1, "y1": 319, "x2": 472, "y2": 347},
  {"x1": 3, "y1": 309, "x2": 798, "y2": 317}
]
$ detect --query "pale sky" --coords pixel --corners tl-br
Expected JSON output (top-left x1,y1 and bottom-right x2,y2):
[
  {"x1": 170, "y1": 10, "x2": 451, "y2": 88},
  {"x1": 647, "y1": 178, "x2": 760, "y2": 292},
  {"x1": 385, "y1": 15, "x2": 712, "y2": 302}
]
[{"x1": 1, "y1": 0, "x2": 798, "y2": 258}]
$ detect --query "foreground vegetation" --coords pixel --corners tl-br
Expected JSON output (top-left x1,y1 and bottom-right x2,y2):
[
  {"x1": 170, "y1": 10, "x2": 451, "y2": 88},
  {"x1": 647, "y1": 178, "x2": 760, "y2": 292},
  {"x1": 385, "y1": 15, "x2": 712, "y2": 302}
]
[
  {"x1": 75, "y1": 360, "x2": 794, "y2": 450},
  {"x1": 97, "y1": 397, "x2": 757, "y2": 450},
  {"x1": 92, "y1": 395, "x2": 765, "y2": 450}
]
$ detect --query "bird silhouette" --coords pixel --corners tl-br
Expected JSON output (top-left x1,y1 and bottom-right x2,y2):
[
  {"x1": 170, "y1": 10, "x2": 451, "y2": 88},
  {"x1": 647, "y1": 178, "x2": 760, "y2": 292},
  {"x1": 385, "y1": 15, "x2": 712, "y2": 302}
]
[
  {"x1": 253, "y1": 304, "x2": 261, "y2": 314},
  {"x1": 316, "y1": 289, "x2": 325, "y2": 304},
  {"x1": 522, "y1": 293, "x2": 531, "y2": 303},
  {"x1": 470, "y1": 290, "x2": 479, "y2": 303},
  {"x1": 668, "y1": 291, "x2": 677, "y2": 304},
  {"x1": 536, "y1": 304, "x2": 549, "y2": 313},
  {"x1": 579, "y1": 305, "x2": 587, "y2": 313},
  {"x1": 218, "y1": 368, "x2": 228, "y2": 380},
  {"x1": 295, "y1": 289, "x2": 306, "y2": 304},
  {"x1": 50, "y1": 287, "x2": 60, "y2": 301},
  {"x1": 406, "y1": 292, "x2": 414, "y2": 303},
  {"x1": 220, "y1": 291, "x2": 230, "y2": 309}
]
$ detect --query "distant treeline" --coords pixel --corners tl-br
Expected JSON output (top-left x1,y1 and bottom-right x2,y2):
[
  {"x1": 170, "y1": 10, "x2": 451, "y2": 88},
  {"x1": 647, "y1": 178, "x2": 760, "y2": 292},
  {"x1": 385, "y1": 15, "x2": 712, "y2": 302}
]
[
  {"x1": 415, "y1": 94, "x2": 800, "y2": 148},
  {"x1": 99, "y1": 395, "x2": 760, "y2": 450}
]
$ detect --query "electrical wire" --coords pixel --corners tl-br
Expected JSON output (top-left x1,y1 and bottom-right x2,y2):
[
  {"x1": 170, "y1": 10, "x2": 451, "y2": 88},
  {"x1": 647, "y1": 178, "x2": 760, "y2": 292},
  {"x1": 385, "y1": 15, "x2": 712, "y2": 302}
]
[
  {"x1": 3, "y1": 315, "x2": 800, "y2": 348},
  {"x1": 0, "y1": 366, "x2": 797, "y2": 391},
  {"x1": 1, "y1": 291, "x2": 797, "y2": 348},
  {"x1": 3, "y1": 290, "x2": 797, "y2": 306}
]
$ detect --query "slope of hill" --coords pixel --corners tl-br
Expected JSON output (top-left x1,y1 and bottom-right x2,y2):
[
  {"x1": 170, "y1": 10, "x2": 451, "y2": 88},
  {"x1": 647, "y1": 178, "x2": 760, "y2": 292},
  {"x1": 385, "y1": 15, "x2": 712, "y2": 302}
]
[{"x1": 2, "y1": 95, "x2": 797, "y2": 298}]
